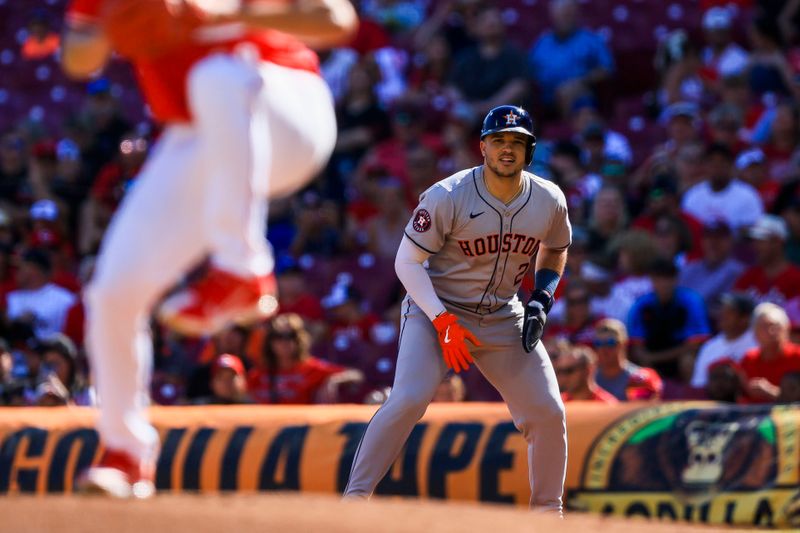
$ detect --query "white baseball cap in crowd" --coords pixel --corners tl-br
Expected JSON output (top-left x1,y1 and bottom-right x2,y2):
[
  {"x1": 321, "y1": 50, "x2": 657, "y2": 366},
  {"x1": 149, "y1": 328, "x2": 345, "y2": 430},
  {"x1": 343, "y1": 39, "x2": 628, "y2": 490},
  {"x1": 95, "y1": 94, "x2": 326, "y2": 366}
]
[
  {"x1": 56, "y1": 139, "x2": 80, "y2": 161},
  {"x1": 30, "y1": 199, "x2": 59, "y2": 221},
  {"x1": 322, "y1": 282, "x2": 359, "y2": 309},
  {"x1": 660, "y1": 101, "x2": 700, "y2": 126},
  {"x1": 703, "y1": 7, "x2": 732, "y2": 30},
  {"x1": 735, "y1": 148, "x2": 766, "y2": 170},
  {"x1": 749, "y1": 215, "x2": 789, "y2": 241},
  {"x1": 581, "y1": 262, "x2": 612, "y2": 283}
]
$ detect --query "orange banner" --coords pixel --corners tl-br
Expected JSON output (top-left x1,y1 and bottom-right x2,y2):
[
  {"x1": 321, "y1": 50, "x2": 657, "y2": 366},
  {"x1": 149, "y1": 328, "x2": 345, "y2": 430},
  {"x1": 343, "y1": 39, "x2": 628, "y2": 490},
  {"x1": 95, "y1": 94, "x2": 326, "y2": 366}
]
[{"x1": 0, "y1": 402, "x2": 796, "y2": 528}]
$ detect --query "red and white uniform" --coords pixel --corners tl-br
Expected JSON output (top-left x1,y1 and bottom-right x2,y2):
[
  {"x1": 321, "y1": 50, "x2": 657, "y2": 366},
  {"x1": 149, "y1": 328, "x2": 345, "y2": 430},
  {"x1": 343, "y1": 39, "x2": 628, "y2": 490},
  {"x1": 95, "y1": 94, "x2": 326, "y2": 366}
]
[
  {"x1": 68, "y1": 0, "x2": 336, "y2": 463},
  {"x1": 66, "y1": 0, "x2": 320, "y2": 123}
]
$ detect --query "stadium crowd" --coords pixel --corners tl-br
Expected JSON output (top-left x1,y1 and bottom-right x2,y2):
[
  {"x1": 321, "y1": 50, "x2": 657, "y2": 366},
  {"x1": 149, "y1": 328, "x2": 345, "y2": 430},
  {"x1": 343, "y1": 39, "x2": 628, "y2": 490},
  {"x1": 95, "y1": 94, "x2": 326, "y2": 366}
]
[{"x1": 0, "y1": 0, "x2": 799, "y2": 407}]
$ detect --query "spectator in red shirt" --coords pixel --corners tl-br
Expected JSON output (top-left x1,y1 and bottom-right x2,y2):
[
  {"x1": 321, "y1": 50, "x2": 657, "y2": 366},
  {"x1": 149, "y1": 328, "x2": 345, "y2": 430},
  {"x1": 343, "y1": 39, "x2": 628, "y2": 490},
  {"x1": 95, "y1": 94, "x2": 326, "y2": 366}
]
[
  {"x1": 734, "y1": 215, "x2": 800, "y2": 326},
  {"x1": 741, "y1": 303, "x2": 800, "y2": 402},
  {"x1": 547, "y1": 282, "x2": 601, "y2": 347},
  {"x1": 193, "y1": 354, "x2": 250, "y2": 405},
  {"x1": 347, "y1": 16, "x2": 390, "y2": 55},
  {"x1": 553, "y1": 343, "x2": 618, "y2": 404},
  {"x1": 276, "y1": 265, "x2": 324, "y2": 339},
  {"x1": 323, "y1": 283, "x2": 380, "y2": 344},
  {"x1": 248, "y1": 313, "x2": 363, "y2": 404},
  {"x1": 345, "y1": 161, "x2": 386, "y2": 226}
]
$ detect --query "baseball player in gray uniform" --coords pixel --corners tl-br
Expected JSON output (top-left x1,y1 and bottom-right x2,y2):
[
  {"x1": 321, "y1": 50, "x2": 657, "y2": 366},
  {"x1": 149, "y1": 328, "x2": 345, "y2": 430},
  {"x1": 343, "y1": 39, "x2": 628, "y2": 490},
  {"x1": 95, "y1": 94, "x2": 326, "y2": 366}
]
[{"x1": 344, "y1": 105, "x2": 571, "y2": 513}]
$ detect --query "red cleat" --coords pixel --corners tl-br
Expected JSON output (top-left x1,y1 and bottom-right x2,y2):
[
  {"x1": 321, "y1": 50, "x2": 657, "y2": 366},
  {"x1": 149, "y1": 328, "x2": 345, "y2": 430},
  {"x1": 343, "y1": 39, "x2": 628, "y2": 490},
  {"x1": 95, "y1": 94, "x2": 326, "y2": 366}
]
[
  {"x1": 76, "y1": 449, "x2": 155, "y2": 499},
  {"x1": 157, "y1": 267, "x2": 278, "y2": 336}
]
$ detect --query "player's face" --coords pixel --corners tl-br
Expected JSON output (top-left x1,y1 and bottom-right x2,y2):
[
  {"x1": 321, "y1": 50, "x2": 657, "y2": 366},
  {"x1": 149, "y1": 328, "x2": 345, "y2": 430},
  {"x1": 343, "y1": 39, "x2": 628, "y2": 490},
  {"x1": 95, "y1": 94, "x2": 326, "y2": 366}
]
[{"x1": 481, "y1": 132, "x2": 527, "y2": 178}]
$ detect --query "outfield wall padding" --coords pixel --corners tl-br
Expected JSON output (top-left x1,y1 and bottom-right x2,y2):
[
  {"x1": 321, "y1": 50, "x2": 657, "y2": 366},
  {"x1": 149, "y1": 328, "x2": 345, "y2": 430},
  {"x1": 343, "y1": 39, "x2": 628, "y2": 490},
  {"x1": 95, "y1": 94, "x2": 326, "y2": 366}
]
[{"x1": 0, "y1": 402, "x2": 797, "y2": 528}]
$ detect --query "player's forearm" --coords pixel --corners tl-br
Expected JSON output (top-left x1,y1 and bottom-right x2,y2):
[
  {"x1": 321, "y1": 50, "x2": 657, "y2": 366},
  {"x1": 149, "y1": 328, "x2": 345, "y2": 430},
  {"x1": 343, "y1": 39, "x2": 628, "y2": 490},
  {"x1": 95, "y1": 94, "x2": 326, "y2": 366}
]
[
  {"x1": 238, "y1": 0, "x2": 358, "y2": 47},
  {"x1": 61, "y1": 27, "x2": 111, "y2": 79},
  {"x1": 395, "y1": 236, "x2": 447, "y2": 321},
  {"x1": 535, "y1": 247, "x2": 567, "y2": 277},
  {"x1": 532, "y1": 247, "x2": 567, "y2": 296}
]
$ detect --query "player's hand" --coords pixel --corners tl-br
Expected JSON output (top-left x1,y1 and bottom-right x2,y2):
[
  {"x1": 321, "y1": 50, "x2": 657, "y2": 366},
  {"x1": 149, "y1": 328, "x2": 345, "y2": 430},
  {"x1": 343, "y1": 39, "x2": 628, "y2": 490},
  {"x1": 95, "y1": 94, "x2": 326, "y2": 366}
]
[
  {"x1": 432, "y1": 312, "x2": 481, "y2": 373},
  {"x1": 522, "y1": 289, "x2": 553, "y2": 353}
]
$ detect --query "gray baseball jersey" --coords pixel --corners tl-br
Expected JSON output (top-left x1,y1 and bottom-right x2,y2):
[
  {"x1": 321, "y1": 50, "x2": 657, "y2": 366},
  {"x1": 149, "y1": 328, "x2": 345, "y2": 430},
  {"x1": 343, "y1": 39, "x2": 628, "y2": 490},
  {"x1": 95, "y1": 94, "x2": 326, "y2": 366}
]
[
  {"x1": 404, "y1": 166, "x2": 571, "y2": 316},
  {"x1": 344, "y1": 166, "x2": 570, "y2": 511}
]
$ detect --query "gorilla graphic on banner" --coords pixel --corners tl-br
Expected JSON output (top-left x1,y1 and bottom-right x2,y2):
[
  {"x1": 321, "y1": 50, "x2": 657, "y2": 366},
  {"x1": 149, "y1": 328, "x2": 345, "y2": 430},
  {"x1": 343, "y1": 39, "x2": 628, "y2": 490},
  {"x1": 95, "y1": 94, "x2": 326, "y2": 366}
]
[{"x1": 569, "y1": 403, "x2": 799, "y2": 528}]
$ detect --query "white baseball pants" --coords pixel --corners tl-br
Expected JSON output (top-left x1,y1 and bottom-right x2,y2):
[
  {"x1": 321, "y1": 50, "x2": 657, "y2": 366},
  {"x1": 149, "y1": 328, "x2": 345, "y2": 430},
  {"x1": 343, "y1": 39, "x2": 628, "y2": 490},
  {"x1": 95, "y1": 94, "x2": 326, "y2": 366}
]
[{"x1": 85, "y1": 54, "x2": 336, "y2": 463}]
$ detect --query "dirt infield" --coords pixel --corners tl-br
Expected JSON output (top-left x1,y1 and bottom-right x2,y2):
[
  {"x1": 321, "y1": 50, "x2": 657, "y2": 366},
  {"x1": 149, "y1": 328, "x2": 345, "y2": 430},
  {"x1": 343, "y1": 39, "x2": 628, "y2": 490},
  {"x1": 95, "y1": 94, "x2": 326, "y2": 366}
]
[{"x1": 0, "y1": 493, "x2": 745, "y2": 533}]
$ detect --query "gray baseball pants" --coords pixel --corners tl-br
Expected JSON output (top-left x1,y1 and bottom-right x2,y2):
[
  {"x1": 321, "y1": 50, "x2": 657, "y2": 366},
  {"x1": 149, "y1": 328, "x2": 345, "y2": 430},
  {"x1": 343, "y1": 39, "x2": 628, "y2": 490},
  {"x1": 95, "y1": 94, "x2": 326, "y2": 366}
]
[{"x1": 343, "y1": 298, "x2": 567, "y2": 511}]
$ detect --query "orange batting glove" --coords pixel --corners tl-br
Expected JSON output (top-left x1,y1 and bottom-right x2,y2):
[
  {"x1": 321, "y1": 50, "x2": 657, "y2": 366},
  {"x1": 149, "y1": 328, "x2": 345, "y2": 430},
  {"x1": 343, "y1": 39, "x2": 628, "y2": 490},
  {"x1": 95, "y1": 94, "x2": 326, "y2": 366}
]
[{"x1": 432, "y1": 312, "x2": 481, "y2": 373}]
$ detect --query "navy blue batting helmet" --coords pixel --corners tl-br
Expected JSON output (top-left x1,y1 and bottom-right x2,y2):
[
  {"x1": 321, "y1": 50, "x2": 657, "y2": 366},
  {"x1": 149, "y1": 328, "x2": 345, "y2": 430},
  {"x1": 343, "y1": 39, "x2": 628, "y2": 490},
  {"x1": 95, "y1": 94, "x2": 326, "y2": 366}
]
[{"x1": 480, "y1": 105, "x2": 537, "y2": 165}]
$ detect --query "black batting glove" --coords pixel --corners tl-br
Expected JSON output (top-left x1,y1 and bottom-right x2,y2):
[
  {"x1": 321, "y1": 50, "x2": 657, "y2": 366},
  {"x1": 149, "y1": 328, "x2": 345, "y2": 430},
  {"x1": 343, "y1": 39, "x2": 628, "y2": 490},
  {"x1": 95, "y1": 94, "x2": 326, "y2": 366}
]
[{"x1": 522, "y1": 289, "x2": 554, "y2": 353}]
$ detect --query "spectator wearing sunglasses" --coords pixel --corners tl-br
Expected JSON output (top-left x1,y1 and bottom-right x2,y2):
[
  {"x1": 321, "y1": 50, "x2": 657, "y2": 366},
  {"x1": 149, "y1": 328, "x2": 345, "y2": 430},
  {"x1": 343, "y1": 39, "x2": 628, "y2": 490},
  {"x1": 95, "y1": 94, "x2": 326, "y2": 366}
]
[
  {"x1": 553, "y1": 344, "x2": 617, "y2": 404},
  {"x1": 593, "y1": 319, "x2": 663, "y2": 402},
  {"x1": 248, "y1": 313, "x2": 364, "y2": 404},
  {"x1": 546, "y1": 281, "x2": 601, "y2": 346}
]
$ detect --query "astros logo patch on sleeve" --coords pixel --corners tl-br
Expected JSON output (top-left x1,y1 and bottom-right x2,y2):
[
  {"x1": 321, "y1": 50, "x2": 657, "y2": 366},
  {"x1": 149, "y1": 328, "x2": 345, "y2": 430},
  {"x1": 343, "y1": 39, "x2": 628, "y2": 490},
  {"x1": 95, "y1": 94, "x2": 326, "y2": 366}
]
[{"x1": 412, "y1": 209, "x2": 432, "y2": 232}]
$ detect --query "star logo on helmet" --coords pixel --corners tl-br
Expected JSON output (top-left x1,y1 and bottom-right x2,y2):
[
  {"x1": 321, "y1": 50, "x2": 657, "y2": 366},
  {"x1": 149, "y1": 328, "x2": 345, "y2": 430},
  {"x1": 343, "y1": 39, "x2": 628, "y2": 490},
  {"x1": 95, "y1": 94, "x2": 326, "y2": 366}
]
[{"x1": 504, "y1": 112, "x2": 519, "y2": 125}]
